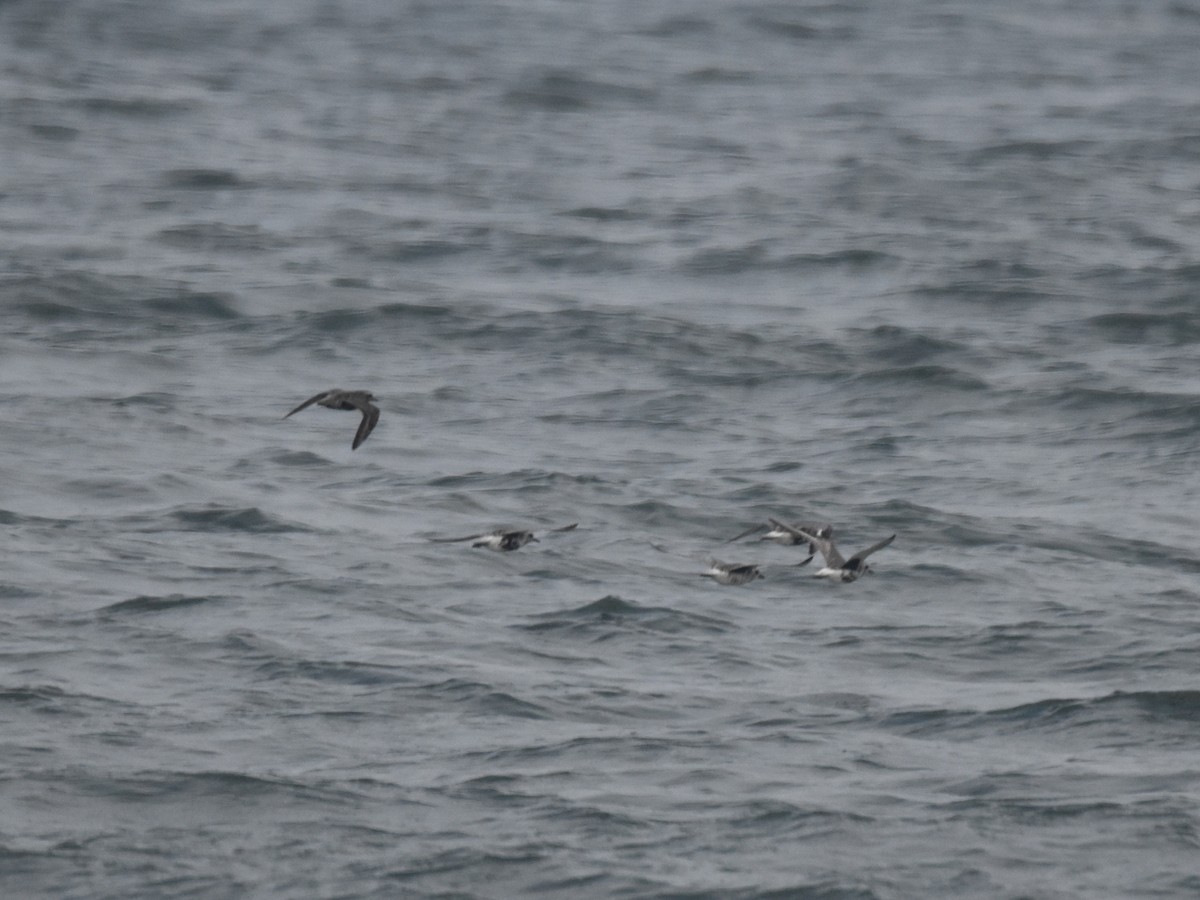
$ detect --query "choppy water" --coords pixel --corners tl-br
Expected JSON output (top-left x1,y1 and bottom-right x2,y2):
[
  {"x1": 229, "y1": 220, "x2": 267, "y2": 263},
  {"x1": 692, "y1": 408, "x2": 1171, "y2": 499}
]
[{"x1": 3, "y1": 1, "x2": 1200, "y2": 897}]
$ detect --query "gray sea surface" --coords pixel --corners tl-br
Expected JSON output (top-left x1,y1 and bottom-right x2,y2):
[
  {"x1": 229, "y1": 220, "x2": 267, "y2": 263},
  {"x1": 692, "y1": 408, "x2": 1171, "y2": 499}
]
[{"x1": 3, "y1": 1, "x2": 1200, "y2": 897}]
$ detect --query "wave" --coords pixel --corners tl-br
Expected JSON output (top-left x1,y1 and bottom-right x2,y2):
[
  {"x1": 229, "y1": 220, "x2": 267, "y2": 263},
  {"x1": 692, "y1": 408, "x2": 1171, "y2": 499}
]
[
  {"x1": 254, "y1": 658, "x2": 417, "y2": 689},
  {"x1": 772, "y1": 248, "x2": 902, "y2": 273},
  {"x1": 967, "y1": 138, "x2": 1098, "y2": 163},
  {"x1": 416, "y1": 678, "x2": 552, "y2": 720},
  {"x1": 267, "y1": 302, "x2": 905, "y2": 391},
  {"x1": 163, "y1": 505, "x2": 309, "y2": 534},
  {"x1": 1086, "y1": 311, "x2": 1200, "y2": 345},
  {"x1": 160, "y1": 168, "x2": 247, "y2": 189},
  {"x1": 855, "y1": 364, "x2": 989, "y2": 391},
  {"x1": 503, "y1": 68, "x2": 658, "y2": 112},
  {"x1": 517, "y1": 595, "x2": 733, "y2": 641},
  {"x1": 98, "y1": 594, "x2": 222, "y2": 615},
  {"x1": 267, "y1": 450, "x2": 332, "y2": 467},
  {"x1": 0, "y1": 272, "x2": 241, "y2": 324},
  {"x1": 156, "y1": 222, "x2": 285, "y2": 255},
  {"x1": 883, "y1": 689, "x2": 1200, "y2": 742},
  {"x1": 723, "y1": 798, "x2": 875, "y2": 835},
  {"x1": 496, "y1": 230, "x2": 640, "y2": 275},
  {"x1": 426, "y1": 469, "x2": 609, "y2": 492},
  {"x1": 345, "y1": 236, "x2": 478, "y2": 264},
  {"x1": 675, "y1": 243, "x2": 899, "y2": 276},
  {"x1": 85, "y1": 770, "x2": 334, "y2": 803},
  {"x1": 1038, "y1": 386, "x2": 1200, "y2": 426},
  {"x1": 0, "y1": 684, "x2": 122, "y2": 711},
  {"x1": 558, "y1": 205, "x2": 646, "y2": 222},
  {"x1": 641, "y1": 15, "x2": 716, "y2": 39},
  {"x1": 74, "y1": 95, "x2": 196, "y2": 119}
]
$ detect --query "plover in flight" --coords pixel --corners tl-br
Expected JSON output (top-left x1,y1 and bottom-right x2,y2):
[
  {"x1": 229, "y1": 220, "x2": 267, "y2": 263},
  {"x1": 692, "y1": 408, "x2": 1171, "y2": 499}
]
[
  {"x1": 430, "y1": 523, "x2": 578, "y2": 551},
  {"x1": 284, "y1": 389, "x2": 380, "y2": 450},
  {"x1": 726, "y1": 520, "x2": 834, "y2": 554},
  {"x1": 701, "y1": 559, "x2": 764, "y2": 585},
  {"x1": 767, "y1": 518, "x2": 894, "y2": 582}
]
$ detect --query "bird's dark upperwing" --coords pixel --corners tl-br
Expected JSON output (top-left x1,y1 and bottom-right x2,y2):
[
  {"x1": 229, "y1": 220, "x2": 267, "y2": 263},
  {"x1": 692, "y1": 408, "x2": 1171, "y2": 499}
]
[
  {"x1": 351, "y1": 405, "x2": 380, "y2": 449},
  {"x1": 770, "y1": 518, "x2": 843, "y2": 567},
  {"x1": 284, "y1": 391, "x2": 331, "y2": 419},
  {"x1": 428, "y1": 532, "x2": 485, "y2": 543},
  {"x1": 723, "y1": 523, "x2": 766, "y2": 543},
  {"x1": 848, "y1": 534, "x2": 896, "y2": 564}
]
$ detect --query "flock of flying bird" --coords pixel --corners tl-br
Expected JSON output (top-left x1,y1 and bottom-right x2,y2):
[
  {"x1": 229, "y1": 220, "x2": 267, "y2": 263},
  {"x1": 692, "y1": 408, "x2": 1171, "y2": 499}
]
[{"x1": 283, "y1": 388, "x2": 897, "y2": 583}]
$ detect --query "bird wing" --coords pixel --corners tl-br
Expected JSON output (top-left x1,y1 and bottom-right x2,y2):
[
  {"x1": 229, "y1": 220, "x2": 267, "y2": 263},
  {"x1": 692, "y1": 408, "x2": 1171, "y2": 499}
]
[
  {"x1": 770, "y1": 518, "x2": 843, "y2": 567},
  {"x1": 284, "y1": 391, "x2": 332, "y2": 418},
  {"x1": 351, "y1": 404, "x2": 380, "y2": 449},
  {"x1": 766, "y1": 518, "x2": 808, "y2": 539},
  {"x1": 724, "y1": 523, "x2": 766, "y2": 543},
  {"x1": 796, "y1": 523, "x2": 833, "y2": 538},
  {"x1": 428, "y1": 532, "x2": 486, "y2": 543},
  {"x1": 848, "y1": 534, "x2": 896, "y2": 564}
]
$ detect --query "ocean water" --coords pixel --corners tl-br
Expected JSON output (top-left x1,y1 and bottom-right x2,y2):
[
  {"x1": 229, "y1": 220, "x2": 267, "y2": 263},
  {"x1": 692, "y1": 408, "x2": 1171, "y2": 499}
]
[{"x1": 3, "y1": 1, "x2": 1200, "y2": 897}]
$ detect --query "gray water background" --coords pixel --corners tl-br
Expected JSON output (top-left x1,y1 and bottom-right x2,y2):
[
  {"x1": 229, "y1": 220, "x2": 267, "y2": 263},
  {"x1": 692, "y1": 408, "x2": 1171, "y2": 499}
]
[{"x1": 3, "y1": 1, "x2": 1200, "y2": 897}]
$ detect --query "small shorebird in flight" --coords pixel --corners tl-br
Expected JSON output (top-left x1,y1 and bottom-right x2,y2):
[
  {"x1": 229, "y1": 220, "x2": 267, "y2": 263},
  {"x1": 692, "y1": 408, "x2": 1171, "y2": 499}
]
[
  {"x1": 725, "y1": 519, "x2": 833, "y2": 554},
  {"x1": 284, "y1": 389, "x2": 380, "y2": 450},
  {"x1": 429, "y1": 523, "x2": 578, "y2": 551},
  {"x1": 767, "y1": 518, "x2": 894, "y2": 582}
]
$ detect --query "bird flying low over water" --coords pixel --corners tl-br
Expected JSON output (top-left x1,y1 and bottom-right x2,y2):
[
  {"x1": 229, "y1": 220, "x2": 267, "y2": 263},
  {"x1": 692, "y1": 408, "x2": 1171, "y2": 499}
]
[
  {"x1": 767, "y1": 518, "x2": 894, "y2": 582},
  {"x1": 698, "y1": 552, "x2": 816, "y2": 585},
  {"x1": 649, "y1": 538, "x2": 813, "y2": 582},
  {"x1": 429, "y1": 523, "x2": 579, "y2": 551},
  {"x1": 284, "y1": 389, "x2": 380, "y2": 450},
  {"x1": 725, "y1": 519, "x2": 834, "y2": 554},
  {"x1": 701, "y1": 559, "x2": 765, "y2": 585}
]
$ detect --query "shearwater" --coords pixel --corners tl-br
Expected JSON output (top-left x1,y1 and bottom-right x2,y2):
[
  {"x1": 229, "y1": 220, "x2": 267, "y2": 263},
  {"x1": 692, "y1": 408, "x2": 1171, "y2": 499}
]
[{"x1": 284, "y1": 389, "x2": 380, "y2": 450}]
